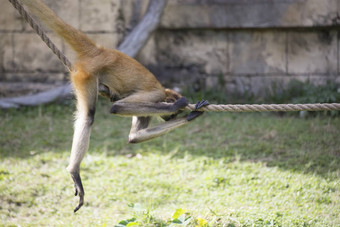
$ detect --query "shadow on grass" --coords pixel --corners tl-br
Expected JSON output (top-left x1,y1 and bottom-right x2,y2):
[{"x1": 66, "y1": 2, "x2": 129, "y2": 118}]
[{"x1": 1, "y1": 101, "x2": 339, "y2": 179}]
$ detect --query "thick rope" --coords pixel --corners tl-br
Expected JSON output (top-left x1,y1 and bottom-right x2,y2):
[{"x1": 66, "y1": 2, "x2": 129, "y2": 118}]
[
  {"x1": 183, "y1": 103, "x2": 340, "y2": 112},
  {"x1": 9, "y1": 0, "x2": 72, "y2": 71}
]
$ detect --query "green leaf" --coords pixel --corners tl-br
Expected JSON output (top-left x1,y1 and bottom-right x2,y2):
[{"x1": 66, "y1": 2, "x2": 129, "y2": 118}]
[
  {"x1": 118, "y1": 220, "x2": 128, "y2": 225},
  {"x1": 172, "y1": 208, "x2": 187, "y2": 220},
  {"x1": 172, "y1": 219, "x2": 183, "y2": 224},
  {"x1": 197, "y1": 217, "x2": 208, "y2": 226},
  {"x1": 126, "y1": 222, "x2": 139, "y2": 227},
  {"x1": 116, "y1": 218, "x2": 137, "y2": 227}
]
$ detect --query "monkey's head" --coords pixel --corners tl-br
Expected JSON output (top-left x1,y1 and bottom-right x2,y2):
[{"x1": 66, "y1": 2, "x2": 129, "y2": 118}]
[
  {"x1": 161, "y1": 88, "x2": 184, "y2": 121},
  {"x1": 164, "y1": 88, "x2": 182, "y2": 103}
]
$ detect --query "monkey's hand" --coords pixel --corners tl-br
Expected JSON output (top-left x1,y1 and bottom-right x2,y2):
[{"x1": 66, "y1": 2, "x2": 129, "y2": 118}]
[
  {"x1": 171, "y1": 96, "x2": 189, "y2": 111},
  {"x1": 186, "y1": 100, "x2": 209, "y2": 121},
  {"x1": 162, "y1": 97, "x2": 189, "y2": 121},
  {"x1": 70, "y1": 172, "x2": 85, "y2": 213}
]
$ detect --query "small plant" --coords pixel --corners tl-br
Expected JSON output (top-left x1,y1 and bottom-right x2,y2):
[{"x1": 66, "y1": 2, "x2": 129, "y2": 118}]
[
  {"x1": 169, "y1": 208, "x2": 192, "y2": 226},
  {"x1": 115, "y1": 218, "x2": 139, "y2": 227},
  {"x1": 114, "y1": 203, "x2": 167, "y2": 226},
  {"x1": 115, "y1": 207, "x2": 208, "y2": 227}
]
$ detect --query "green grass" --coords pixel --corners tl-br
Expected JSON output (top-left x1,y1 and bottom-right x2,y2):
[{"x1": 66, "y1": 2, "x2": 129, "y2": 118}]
[{"x1": 0, "y1": 100, "x2": 339, "y2": 226}]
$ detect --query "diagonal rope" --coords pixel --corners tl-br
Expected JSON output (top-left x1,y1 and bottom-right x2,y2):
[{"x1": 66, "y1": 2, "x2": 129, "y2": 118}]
[
  {"x1": 8, "y1": 0, "x2": 72, "y2": 71},
  {"x1": 183, "y1": 103, "x2": 340, "y2": 112}
]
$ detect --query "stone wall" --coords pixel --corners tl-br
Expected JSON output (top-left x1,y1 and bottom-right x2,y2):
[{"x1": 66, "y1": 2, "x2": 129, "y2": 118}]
[{"x1": 0, "y1": 0, "x2": 339, "y2": 97}]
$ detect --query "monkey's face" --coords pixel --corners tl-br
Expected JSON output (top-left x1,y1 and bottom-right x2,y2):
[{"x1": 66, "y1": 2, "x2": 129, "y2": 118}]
[
  {"x1": 161, "y1": 88, "x2": 184, "y2": 121},
  {"x1": 164, "y1": 88, "x2": 182, "y2": 103}
]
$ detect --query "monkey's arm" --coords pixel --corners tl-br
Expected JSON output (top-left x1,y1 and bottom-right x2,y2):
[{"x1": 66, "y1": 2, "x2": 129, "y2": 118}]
[
  {"x1": 128, "y1": 116, "x2": 189, "y2": 143},
  {"x1": 110, "y1": 97, "x2": 189, "y2": 116},
  {"x1": 125, "y1": 99, "x2": 209, "y2": 143}
]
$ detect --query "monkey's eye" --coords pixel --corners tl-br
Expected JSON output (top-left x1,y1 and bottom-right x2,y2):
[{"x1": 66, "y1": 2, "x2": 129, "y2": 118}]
[{"x1": 165, "y1": 98, "x2": 176, "y2": 103}]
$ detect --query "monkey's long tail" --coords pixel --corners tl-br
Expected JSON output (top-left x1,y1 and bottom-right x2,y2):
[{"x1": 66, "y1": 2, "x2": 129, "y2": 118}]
[{"x1": 20, "y1": 0, "x2": 99, "y2": 58}]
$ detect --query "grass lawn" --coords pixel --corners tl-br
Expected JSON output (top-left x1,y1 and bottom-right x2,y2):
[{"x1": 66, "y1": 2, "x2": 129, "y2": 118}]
[{"x1": 0, "y1": 99, "x2": 339, "y2": 226}]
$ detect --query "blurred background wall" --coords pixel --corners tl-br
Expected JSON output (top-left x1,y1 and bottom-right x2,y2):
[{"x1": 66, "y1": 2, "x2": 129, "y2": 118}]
[{"x1": 0, "y1": 0, "x2": 339, "y2": 97}]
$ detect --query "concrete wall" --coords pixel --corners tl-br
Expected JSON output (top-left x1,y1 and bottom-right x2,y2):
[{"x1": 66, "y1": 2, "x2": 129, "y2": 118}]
[{"x1": 0, "y1": 0, "x2": 339, "y2": 97}]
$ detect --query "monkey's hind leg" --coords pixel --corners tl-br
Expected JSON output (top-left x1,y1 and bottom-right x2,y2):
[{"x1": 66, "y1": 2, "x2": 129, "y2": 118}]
[
  {"x1": 66, "y1": 69, "x2": 98, "y2": 212},
  {"x1": 186, "y1": 100, "x2": 209, "y2": 121}
]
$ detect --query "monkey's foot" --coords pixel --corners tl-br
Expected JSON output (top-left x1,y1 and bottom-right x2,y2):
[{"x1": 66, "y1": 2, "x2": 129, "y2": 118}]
[
  {"x1": 73, "y1": 184, "x2": 84, "y2": 213},
  {"x1": 70, "y1": 172, "x2": 84, "y2": 213},
  {"x1": 186, "y1": 100, "x2": 209, "y2": 121}
]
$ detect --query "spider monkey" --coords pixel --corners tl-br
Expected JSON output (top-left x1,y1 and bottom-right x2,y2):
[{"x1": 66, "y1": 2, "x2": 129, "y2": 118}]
[{"x1": 20, "y1": 0, "x2": 208, "y2": 212}]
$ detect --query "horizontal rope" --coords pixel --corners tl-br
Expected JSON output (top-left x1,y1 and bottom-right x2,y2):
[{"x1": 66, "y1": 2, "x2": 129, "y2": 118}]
[{"x1": 182, "y1": 103, "x2": 340, "y2": 112}]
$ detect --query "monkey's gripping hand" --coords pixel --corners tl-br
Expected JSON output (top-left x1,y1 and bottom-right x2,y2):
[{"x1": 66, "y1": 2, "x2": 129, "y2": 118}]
[{"x1": 186, "y1": 100, "x2": 209, "y2": 121}]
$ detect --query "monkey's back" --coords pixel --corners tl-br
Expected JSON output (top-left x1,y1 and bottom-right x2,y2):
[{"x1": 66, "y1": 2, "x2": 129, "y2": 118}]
[{"x1": 77, "y1": 49, "x2": 166, "y2": 102}]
